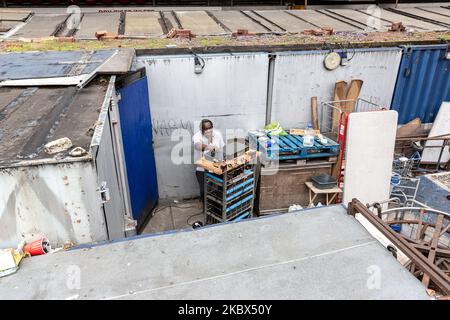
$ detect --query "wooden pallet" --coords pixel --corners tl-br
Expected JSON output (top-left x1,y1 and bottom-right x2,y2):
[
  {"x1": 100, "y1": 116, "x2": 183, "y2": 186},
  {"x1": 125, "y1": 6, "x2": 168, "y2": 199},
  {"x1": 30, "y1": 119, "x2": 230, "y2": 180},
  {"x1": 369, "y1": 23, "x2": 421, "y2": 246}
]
[{"x1": 252, "y1": 132, "x2": 339, "y2": 161}]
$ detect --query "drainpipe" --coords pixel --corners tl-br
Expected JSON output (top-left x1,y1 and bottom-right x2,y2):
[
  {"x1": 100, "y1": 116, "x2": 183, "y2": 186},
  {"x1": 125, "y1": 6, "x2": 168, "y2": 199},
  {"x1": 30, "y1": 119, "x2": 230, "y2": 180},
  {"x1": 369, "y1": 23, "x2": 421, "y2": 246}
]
[{"x1": 265, "y1": 54, "x2": 276, "y2": 125}]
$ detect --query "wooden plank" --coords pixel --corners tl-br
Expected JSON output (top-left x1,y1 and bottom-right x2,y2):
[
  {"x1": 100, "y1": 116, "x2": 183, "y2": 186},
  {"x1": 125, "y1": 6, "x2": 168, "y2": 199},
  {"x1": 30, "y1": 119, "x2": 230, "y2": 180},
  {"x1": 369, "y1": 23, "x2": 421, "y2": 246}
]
[
  {"x1": 311, "y1": 96, "x2": 319, "y2": 130},
  {"x1": 343, "y1": 79, "x2": 363, "y2": 113},
  {"x1": 331, "y1": 80, "x2": 347, "y2": 133}
]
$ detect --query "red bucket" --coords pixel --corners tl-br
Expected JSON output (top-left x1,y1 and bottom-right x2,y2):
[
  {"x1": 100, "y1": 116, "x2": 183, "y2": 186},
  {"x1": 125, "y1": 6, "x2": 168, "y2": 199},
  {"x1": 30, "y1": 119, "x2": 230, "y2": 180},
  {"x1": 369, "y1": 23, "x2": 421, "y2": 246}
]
[{"x1": 24, "y1": 238, "x2": 50, "y2": 256}]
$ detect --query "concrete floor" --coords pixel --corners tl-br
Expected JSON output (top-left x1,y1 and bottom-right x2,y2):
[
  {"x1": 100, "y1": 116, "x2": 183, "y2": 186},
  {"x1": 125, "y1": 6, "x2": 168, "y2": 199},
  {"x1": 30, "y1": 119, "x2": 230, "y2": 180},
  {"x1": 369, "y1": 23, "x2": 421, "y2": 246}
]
[
  {"x1": 141, "y1": 199, "x2": 204, "y2": 234},
  {"x1": 0, "y1": 205, "x2": 430, "y2": 299}
]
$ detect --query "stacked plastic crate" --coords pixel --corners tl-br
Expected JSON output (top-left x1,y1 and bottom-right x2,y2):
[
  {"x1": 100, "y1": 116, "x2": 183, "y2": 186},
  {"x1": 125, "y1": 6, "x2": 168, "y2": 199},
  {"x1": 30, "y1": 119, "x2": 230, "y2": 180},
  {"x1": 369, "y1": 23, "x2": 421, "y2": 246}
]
[{"x1": 204, "y1": 163, "x2": 256, "y2": 225}]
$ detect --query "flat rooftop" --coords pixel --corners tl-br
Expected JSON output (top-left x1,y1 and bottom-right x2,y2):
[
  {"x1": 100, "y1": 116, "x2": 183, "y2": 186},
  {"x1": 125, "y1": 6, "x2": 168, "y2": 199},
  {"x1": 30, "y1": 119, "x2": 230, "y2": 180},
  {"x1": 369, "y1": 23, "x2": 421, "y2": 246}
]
[
  {"x1": 0, "y1": 79, "x2": 108, "y2": 167},
  {"x1": 0, "y1": 6, "x2": 448, "y2": 53},
  {"x1": 0, "y1": 205, "x2": 429, "y2": 299}
]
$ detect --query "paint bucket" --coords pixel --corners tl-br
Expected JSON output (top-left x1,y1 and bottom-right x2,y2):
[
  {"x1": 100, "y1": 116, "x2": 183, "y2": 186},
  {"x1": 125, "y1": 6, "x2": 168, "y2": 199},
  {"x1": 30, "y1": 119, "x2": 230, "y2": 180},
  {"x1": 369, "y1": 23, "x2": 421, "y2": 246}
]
[{"x1": 24, "y1": 238, "x2": 50, "y2": 256}]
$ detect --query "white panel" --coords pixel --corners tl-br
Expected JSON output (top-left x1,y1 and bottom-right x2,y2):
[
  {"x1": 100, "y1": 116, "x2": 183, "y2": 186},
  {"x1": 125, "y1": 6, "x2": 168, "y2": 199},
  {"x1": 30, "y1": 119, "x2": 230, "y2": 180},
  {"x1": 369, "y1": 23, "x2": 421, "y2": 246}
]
[
  {"x1": 0, "y1": 162, "x2": 107, "y2": 249},
  {"x1": 343, "y1": 110, "x2": 398, "y2": 206},
  {"x1": 271, "y1": 49, "x2": 403, "y2": 129},
  {"x1": 141, "y1": 53, "x2": 269, "y2": 199},
  {"x1": 421, "y1": 102, "x2": 450, "y2": 164}
]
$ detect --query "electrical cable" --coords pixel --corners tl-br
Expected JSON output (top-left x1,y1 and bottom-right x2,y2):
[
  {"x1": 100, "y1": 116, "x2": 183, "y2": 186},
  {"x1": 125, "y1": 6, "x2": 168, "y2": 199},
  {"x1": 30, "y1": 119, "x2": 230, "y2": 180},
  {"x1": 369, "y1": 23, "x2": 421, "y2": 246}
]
[{"x1": 186, "y1": 212, "x2": 204, "y2": 226}]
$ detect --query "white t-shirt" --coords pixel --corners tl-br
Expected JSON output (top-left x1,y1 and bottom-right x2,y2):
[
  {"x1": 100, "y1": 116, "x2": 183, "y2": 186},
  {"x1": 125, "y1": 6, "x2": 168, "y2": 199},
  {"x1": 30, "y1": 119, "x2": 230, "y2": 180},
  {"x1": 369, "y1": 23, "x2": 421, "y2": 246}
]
[{"x1": 192, "y1": 129, "x2": 225, "y2": 172}]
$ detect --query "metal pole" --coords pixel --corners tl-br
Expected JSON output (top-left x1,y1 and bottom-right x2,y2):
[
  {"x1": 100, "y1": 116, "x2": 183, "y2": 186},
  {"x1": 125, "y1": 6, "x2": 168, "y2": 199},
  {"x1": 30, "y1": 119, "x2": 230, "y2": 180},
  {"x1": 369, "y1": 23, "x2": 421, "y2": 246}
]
[{"x1": 265, "y1": 54, "x2": 276, "y2": 125}]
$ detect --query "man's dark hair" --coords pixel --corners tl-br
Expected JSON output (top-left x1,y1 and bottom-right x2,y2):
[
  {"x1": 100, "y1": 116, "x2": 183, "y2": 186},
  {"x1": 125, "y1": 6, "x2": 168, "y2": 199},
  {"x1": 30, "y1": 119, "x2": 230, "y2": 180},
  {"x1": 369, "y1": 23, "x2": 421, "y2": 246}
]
[{"x1": 200, "y1": 119, "x2": 213, "y2": 132}]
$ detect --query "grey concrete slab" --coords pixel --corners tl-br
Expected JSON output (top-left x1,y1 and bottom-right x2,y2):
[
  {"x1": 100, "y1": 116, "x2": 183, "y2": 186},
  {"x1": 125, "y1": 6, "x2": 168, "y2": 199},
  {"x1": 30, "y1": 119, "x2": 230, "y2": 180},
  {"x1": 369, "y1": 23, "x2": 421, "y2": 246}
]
[
  {"x1": 394, "y1": 7, "x2": 450, "y2": 25},
  {"x1": 0, "y1": 20, "x2": 20, "y2": 33},
  {"x1": 211, "y1": 10, "x2": 269, "y2": 34},
  {"x1": 11, "y1": 14, "x2": 67, "y2": 38},
  {"x1": 327, "y1": 9, "x2": 391, "y2": 31},
  {"x1": 255, "y1": 10, "x2": 316, "y2": 33},
  {"x1": 175, "y1": 11, "x2": 225, "y2": 35},
  {"x1": 417, "y1": 6, "x2": 450, "y2": 19},
  {"x1": 75, "y1": 12, "x2": 121, "y2": 39},
  {"x1": 161, "y1": 11, "x2": 180, "y2": 30},
  {"x1": 124, "y1": 12, "x2": 164, "y2": 37},
  {"x1": 142, "y1": 206, "x2": 175, "y2": 234},
  {"x1": 142, "y1": 200, "x2": 203, "y2": 234},
  {"x1": 0, "y1": 205, "x2": 429, "y2": 300},
  {"x1": 288, "y1": 9, "x2": 362, "y2": 32},
  {"x1": 368, "y1": 8, "x2": 446, "y2": 31},
  {"x1": 0, "y1": 10, "x2": 32, "y2": 21},
  {"x1": 241, "y1": 10, "x2": 283, "y2": 33}
]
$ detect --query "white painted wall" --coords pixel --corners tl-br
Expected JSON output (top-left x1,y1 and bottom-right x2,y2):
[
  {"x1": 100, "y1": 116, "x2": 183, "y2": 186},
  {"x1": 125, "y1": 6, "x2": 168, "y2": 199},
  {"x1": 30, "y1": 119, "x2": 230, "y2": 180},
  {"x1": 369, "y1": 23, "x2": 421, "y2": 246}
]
[
  {"x1": 0, "y1": 161, "x2": 108, "y2": 249},
  {"x1": 139, "y1": 49, "x2": 402, "y2": 200},
  {"x1": 270, "y1": 48, "x2": 403, "y2": 128},
  {"x1": 141, "y1": 53, "x2": 269, "y2": 199}
]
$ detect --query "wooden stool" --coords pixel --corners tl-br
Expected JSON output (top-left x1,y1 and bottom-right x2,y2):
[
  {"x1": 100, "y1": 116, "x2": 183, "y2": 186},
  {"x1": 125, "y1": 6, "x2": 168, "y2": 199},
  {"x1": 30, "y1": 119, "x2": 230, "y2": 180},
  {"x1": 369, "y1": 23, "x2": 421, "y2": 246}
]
[{"x1": 305, "y1": 181, "x2": 342, "y2": 206}]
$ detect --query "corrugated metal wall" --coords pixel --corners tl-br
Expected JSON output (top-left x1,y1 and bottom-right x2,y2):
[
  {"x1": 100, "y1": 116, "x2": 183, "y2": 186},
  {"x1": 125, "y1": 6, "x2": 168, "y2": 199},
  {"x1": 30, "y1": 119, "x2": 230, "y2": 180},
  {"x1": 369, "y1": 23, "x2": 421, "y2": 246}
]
[
  {"x1": 391, "y1": 45, "x2": 450, "y2": 124},
  {"x1": 271, "y1": 48, "x2": 403, "y2": 128},
  {"x1": 138, "y1": 48, "x2": 405, "y2": 200},
  {"x1": 139, "y1": 53, "x2": 269, "y2": 199}
]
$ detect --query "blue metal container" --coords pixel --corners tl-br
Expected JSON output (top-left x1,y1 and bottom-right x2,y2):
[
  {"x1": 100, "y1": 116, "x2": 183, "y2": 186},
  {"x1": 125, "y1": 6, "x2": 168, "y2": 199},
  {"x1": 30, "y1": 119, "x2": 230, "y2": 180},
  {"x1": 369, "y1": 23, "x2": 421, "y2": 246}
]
[{"x1": 391, "y1": 45, "x2": 450, "y2": 124}]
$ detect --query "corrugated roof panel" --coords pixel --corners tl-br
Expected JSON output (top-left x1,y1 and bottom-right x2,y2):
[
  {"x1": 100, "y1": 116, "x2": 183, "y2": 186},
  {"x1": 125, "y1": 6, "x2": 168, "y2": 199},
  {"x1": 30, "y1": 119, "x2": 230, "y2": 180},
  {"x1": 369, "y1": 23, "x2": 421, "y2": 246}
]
[{"x1": 391, "y1": 45, "x2": 450, "y2": 124}]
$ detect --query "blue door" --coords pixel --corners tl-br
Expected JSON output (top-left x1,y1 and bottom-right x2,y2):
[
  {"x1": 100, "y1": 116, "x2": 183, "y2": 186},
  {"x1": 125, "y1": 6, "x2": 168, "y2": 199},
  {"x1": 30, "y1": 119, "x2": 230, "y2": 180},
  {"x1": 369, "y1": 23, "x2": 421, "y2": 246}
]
[{"x1": 117, "y1": 70, "x2": 158, "y2": 229}]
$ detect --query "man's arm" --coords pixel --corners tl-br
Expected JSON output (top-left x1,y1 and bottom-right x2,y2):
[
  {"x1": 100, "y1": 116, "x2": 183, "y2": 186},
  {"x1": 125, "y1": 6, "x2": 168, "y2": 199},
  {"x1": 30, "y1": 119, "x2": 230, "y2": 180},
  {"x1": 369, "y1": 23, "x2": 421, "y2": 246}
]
[{"x1": 194, "y1": 142, "x2": 210, "y2": 152}]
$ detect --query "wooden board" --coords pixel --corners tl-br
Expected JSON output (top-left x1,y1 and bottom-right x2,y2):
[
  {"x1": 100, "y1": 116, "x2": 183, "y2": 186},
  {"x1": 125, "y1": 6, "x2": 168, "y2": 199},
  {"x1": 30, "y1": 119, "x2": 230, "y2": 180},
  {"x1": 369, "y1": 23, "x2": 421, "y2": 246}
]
[
  {"x1": 331, "y1": 80, "x2": 347, "y2": 133},
  {"x1": 343, "y1": 79, "x2": 363, "y2": 114}
]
